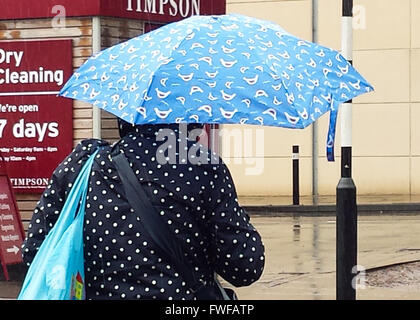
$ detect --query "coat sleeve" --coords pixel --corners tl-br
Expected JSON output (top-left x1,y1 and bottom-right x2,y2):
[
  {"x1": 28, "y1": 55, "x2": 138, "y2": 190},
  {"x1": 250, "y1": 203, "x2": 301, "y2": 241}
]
[
  {"x1": 204, "y1": 159, "x2": 265, "y2": 287},
  {"x1": 21, "y1": 139, "x2": 108, "y2": 266}
]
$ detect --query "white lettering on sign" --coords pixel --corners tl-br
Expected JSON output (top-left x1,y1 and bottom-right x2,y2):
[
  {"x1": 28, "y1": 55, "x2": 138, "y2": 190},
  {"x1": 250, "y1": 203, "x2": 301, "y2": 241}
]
[
  {"x1": 0, "y1": 118, "x2": 59, "y2": 141},
  {"x1": 12, "y1": 119, "x2": 59, "y2": 142},
  {"x1": 10, "y1": 177, "x2": 50, "y2": 188},
  {"x1": 0, "y1": 204, "x2": 10, "y2": 211},
  {"x1": 0, "y1": 103, "x2": 39, "y2": 114},
  {"x1": 0, "y1": 214, "x2": 13, "y2": 222},
  {"x1": 0, "y1": 67, "x2": 64, "y2": 86},
  {"x1": 1, "y1": 234, "x2": 19, "y2": 241},
  {"x1": 1, "y1": 224, "x2": 15, "y2": 232},
  {"x1": 0, "y1": 49, "x2": 23, "y2": 67},
  {"x1": 126, "y1": 0, "x2": 200, "y2": 17},
  {"x1": 0, "y1": 48, "x2": 64, "y2": 87}
]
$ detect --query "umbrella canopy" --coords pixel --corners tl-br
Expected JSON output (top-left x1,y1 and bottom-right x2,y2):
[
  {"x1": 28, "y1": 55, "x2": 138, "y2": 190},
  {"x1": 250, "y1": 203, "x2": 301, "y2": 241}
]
[{"x1": 59, "y1": 13, "x2": 373, "y2": 160}]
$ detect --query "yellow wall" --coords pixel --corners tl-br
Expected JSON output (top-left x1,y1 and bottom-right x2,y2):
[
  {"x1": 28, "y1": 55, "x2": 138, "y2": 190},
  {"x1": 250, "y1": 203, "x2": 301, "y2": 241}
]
[
  {"x1": 223, "y1": 0, "x2": 313, "y2": 196},
  {"x1": 225, "y1": 0, "x2": 420, "y2": 197}
]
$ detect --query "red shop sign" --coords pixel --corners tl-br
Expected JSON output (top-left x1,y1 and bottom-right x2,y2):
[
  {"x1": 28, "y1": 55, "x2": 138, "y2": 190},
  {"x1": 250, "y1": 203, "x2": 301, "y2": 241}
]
[
  {"x1": 0, "y1": 0, "x2": 226, "y2": 23},
  {"x1": 0, "y1": 39, "x2": 73, "y2": 193},
  {"x1": 0, "y1": 156, "x2": 25, "y2": 280}
]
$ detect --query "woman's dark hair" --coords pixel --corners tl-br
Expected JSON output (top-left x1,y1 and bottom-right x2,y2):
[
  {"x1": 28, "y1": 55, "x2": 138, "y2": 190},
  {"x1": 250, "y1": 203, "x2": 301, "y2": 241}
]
[{"x1": 117, "y1": 118, "x2": 204, "y2": 138}]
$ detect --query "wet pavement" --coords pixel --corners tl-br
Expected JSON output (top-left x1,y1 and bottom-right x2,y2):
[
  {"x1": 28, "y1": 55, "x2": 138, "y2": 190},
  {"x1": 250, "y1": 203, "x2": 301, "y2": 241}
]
[
  {"x1": 239, "y1": 194, "x2": 420, "y2": 206},
  {"x1": 222, "y1": 215, "x2": 420, "y2": 300},
  {"x1": 2, "y1": 214, "x2": 420, "y2": 300}
]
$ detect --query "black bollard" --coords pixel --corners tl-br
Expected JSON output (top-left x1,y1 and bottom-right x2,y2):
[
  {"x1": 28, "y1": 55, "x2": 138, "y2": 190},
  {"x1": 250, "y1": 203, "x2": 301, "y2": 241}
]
[
  {"x1": 336, "y1": 0, "x2": 357, "y2": 300},
  {"x1": 336, "y1": 167, "x2": 357, "y2": 300},
  {"x1": 292, "y1": 145, "x2": 299, "y2": 205}
]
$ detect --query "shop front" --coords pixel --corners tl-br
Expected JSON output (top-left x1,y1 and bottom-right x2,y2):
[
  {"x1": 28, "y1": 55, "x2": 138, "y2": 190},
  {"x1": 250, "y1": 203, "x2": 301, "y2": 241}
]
[{"x1": 0, "y1": 0, "x2": 226, "y2": 235}]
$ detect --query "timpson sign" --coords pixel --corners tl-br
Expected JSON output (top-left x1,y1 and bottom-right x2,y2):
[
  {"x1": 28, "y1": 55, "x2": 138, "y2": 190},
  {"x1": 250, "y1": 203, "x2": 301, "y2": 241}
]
[
  {"x1": 126, "y1": 0, "x2": 201, "y2": 17},
  {"x1": 0, "y1": 157, "x2": 25, "y2": 280},
  {"x1": 0, "y1": 0, "x2": 226, "y2": 23}
]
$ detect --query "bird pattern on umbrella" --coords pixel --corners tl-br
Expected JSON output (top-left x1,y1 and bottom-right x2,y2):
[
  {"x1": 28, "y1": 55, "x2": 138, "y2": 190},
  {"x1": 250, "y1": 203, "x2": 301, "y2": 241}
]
[{"x1": 60, "y1": 14, "x2": 373, "y2": 160}]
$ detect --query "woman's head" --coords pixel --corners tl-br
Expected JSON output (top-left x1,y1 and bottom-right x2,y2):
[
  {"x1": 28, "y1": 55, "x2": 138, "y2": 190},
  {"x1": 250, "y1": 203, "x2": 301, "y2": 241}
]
[{"x1": 117, "y1": 118, "x2": 205, "y2": 138}]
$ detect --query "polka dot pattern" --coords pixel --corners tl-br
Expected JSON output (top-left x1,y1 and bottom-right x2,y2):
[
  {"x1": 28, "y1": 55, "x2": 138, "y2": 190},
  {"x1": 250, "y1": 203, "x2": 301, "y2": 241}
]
[{"x1": 22, "y1": 125, "x2": 265, "y2": 300}]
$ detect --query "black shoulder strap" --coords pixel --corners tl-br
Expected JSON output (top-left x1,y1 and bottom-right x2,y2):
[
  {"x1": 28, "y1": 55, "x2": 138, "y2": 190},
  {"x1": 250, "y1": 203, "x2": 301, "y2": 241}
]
[{"x1": 110, "y1": 145, "x2": 204, "y2": 293}]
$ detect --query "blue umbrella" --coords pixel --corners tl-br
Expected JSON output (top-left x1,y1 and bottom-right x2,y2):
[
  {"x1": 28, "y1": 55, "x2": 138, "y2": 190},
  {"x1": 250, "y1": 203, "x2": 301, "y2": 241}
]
[{"x1": 59, "y1": 13, "x2": 373, "y2": 161}]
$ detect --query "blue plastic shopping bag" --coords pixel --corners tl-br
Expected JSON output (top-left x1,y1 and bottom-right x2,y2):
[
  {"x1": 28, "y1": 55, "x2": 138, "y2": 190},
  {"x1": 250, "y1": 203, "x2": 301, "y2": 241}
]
[{"x1": 18, "y1": 150, "x2": 98, "y2": 300}]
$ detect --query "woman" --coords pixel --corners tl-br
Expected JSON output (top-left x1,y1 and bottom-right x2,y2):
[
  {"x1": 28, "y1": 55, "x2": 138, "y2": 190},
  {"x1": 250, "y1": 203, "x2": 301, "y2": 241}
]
[{"x1": 22, "y1": 120, "x2": 265, "y2": 300}]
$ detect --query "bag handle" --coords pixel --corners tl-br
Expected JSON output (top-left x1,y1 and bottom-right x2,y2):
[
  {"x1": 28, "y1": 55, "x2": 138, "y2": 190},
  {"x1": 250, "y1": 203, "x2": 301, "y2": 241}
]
[
  {"x1": 18, "y1": 149, "x2": 99, "y2": 300},
  {"x1": 110, "y1": 145, "x2": 205, "y2": 294}
]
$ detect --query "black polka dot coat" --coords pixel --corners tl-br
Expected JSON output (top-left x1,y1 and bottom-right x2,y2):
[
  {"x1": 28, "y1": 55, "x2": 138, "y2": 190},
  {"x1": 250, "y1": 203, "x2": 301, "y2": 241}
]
[{"x1": 22, "y1": 125, "x2": 265, "y2": 300}]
